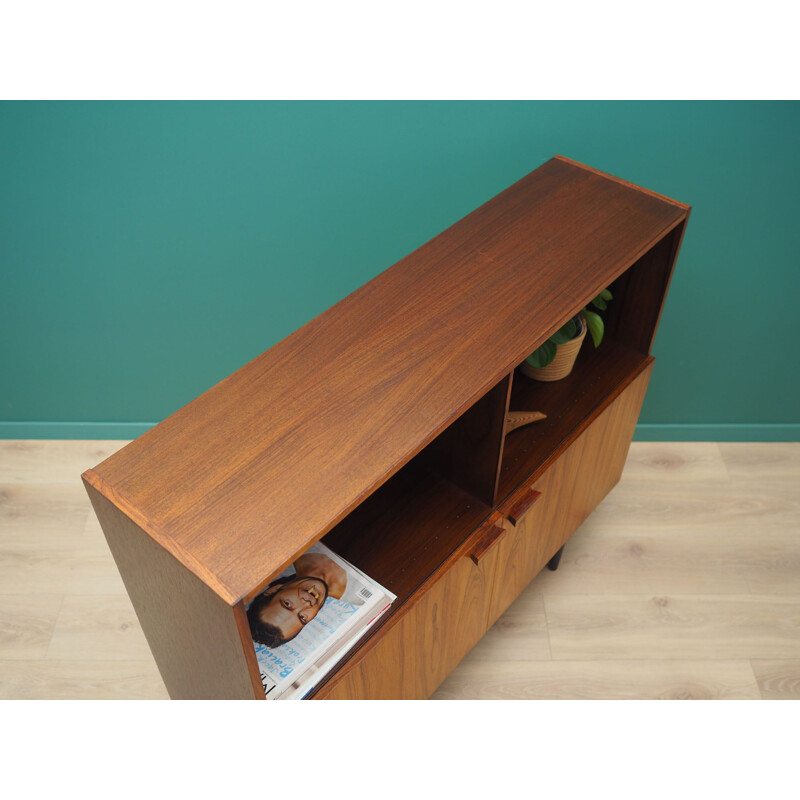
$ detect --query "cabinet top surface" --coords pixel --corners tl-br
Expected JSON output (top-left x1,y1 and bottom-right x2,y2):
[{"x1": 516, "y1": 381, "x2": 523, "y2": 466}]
[{"x1": 85, "y1": 156, "x2": 688, "y2": 603}]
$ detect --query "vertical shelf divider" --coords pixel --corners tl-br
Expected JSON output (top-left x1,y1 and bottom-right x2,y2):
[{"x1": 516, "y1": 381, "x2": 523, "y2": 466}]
[{"x1": 422, "y1": 372, "x2": 513, "y2": 506}]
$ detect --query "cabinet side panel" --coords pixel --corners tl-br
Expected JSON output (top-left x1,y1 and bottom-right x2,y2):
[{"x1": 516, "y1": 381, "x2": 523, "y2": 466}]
[{"x1": 84, "y1": 484, "x2": 259, "y2": 700}]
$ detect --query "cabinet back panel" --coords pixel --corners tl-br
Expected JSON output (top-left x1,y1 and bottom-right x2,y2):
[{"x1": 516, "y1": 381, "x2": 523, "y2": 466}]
[{"x1": 605, "y1": 220, "x2": 689, "y2": 355}]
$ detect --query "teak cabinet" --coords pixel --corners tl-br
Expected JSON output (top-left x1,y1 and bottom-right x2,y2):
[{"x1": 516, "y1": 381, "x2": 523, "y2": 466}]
[{"x1": 82, "y1": 156, "x2": 690, "y2": 700}]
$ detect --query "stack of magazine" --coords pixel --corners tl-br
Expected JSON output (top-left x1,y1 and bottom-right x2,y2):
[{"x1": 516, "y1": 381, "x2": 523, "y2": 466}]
[{"x1": 246, "y1": 541, "x2": 395, "y2": 699}]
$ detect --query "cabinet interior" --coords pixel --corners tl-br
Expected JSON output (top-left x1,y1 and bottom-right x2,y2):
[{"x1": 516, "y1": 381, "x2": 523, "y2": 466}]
[{"x1": 321, "y1": 396, "x2": 497, "y2": 602}]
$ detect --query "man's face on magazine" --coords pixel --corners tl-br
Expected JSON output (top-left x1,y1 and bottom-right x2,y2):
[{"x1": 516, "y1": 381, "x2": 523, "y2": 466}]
[{"x1": 258, "y1": 577, "x2": 329, "y2": 641}]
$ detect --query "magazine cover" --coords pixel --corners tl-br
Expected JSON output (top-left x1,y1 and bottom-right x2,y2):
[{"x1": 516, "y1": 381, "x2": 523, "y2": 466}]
[{"x1": 246, "y1": 541, "x2": 395, "y2": 699}]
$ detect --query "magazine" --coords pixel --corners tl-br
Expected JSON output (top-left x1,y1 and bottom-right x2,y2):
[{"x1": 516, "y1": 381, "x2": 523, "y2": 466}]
[{"x1": 246, "y1": 541, "x2": 396, "y2": 700}]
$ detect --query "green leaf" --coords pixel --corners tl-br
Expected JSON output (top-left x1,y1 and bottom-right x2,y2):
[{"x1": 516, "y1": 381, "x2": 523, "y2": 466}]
[
  {"x1": 550, "y1": 319, "x2": 577, "y2": 344},
  {"x1": 600, "y1": 288, "x2": 613, "y2": 302},
  {"x1": 526, "y1": 340, "x2": 557, "y2": 368},
  {"x1": 590, "y1": 296, "x2": 607, "y2": 311},
  {"x1": 583, "y1": 309, "x2": 604, "y2": 348}
]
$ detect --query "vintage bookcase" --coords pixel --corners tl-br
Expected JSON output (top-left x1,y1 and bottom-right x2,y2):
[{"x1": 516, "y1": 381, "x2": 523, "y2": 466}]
[{"x1": 82, "y1": 156, "x2": 690, "y2": 699}]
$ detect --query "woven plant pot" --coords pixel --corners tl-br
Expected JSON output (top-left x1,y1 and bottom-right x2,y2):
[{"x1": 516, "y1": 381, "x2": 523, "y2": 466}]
[{"x1": 520, "y1": 315, "x2": 587, "y2": 382}]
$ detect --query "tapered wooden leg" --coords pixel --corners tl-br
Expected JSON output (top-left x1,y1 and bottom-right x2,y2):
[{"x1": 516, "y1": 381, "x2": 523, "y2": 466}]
[{"x1": 546, "y1": 545, "x2": 565, "y2": 571}]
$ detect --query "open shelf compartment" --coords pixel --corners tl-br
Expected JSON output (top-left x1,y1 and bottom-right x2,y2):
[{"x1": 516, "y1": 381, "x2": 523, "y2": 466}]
[
  {"x1": 500, "y1": 335, "x2": 651, "y2": 501},
  {"x1": 322, "y1": 458, "x2": 492, "y2": 603},
  {"x1": 497, "y1": 221, "x2": 684, "y2": 503}
]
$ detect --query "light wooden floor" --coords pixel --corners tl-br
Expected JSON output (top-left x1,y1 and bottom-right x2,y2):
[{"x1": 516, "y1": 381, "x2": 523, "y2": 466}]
[{"x1": 1, "y1": 440, "x2": 798, "y2": 700}]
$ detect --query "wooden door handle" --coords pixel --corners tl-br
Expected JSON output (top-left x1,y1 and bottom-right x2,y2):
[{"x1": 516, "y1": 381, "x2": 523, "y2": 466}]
[
  {"x1": 506, "y1": 489, "x2": 542, "y2": 526},
  {"x1": 469, "y1": 523, "x2": 506, "y2": 565}
]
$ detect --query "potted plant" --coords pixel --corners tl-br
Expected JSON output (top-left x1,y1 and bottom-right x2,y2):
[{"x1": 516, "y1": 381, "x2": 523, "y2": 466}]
[{"x1": 520, "y1": 289, "x2": 613, "y2": 382}]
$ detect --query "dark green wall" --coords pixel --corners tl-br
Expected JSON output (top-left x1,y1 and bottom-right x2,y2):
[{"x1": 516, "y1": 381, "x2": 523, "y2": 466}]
[{"x1": 1, "y1": 101, "x2": 798, "y2": 440}]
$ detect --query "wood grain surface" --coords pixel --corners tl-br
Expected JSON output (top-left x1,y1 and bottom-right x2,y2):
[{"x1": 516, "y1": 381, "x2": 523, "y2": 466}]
[
  {"x1": 1, "y1": 484, "x2": 126, "y2": 595},
  {"x1": 313, "y1": 542, "x2": 501, "y2": 700},
  {"x1": 750, "y1": 660, "x2": 800, "y2": 700},
  {"x1": 314, "y1": 369, "x2": 651, "y2": 697},
  {"x1": 488, "y1": 365, "x2": 651, "y2": 626},
  {"x1": 46, "y1": 594, "x2": 154, "y2": 661},
  {"x1": 2, "y1": 441, "x2": 797, "y2": 700},
  {"x1": 433, "y1": 660, "x2": 761, "y2": 700},
  {"x1": 0, "y1": 659, "x2": 169, "y2": 700},
  {"x1": 544, "y1": 594, "x2": 800, "y2": 660},
  {"x1": 0, "y1": 595, "x2": 62, "y2": 659},
  {"x1": 83, "y1": 157, "x2": 688, "y2": 604},
  {"x1": 0, "y1": 440, "x2": 123, "y2": 484}
]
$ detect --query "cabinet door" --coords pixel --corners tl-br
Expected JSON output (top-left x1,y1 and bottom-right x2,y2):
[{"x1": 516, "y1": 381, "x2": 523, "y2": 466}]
[
  {"x1": 313, "y1": 527, "x2": 503, "y2": 700},
  {"x1": 488, "y1": 363, "x2": 653, "y2": 624},
  {"x1": 486, "y1": 444, "x2": 581, "y2": 625}
]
